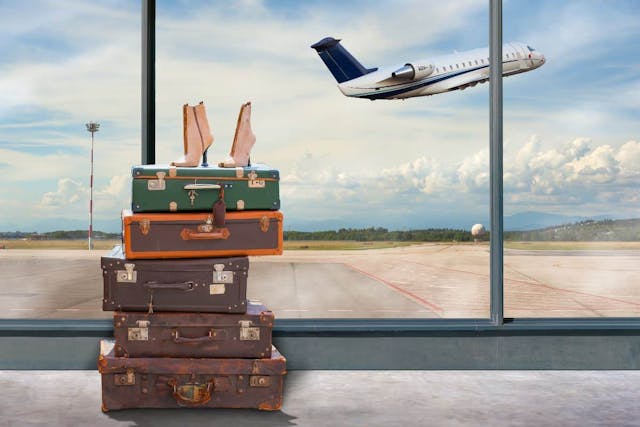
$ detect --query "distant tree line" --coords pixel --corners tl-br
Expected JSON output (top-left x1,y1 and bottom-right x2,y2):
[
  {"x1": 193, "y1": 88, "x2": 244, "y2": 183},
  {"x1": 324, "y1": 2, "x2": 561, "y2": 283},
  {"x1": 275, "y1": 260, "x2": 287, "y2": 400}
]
[
  {"x1": 0, "y1": 230, "x2": 120, "y2": 240},
  {"x1": 285, "y1": 227, "x2": 479, "y2": 242}
]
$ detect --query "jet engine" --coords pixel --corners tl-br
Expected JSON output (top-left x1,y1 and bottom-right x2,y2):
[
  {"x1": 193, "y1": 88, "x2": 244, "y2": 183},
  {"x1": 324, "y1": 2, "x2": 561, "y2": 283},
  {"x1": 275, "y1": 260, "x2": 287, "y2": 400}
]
[{"x1": 391, "y1": 63, "x2": 434, "y2": 80}]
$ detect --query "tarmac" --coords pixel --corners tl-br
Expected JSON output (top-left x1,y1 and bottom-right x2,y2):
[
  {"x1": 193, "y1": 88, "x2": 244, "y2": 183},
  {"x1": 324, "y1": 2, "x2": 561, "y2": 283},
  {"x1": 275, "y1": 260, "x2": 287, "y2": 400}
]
[
  {"x1": 1, "y1": 244, "x2": 639, "y2": 319},
  {"x1": 1, "y1": 370, "x2": 640, "y2": 426}
]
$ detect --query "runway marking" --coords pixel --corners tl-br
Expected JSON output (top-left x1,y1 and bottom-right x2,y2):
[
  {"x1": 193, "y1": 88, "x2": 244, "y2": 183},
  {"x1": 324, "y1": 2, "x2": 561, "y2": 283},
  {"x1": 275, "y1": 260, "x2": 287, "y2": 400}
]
[
  {"x1": 503, "y1": 263, "x2": 640, "y2": 309},
  {"x1": 345, "y1": 263, "x2": 444, "y2": 315},
  {"x1": 409, "y1": 259, "x2": 640, "y2": 311},
  {"x1": 327, "y1": 309, "x2": 353, "y2": 312},
  {"x1": 9, "y1": 308, "x2": 33, "y2": 311},
  {"x1": 55, "y1": 308, "x2": 80, "y2": 311},
  {"x1": 280, "y1": 309, "x2": 309, "y2": 312}
]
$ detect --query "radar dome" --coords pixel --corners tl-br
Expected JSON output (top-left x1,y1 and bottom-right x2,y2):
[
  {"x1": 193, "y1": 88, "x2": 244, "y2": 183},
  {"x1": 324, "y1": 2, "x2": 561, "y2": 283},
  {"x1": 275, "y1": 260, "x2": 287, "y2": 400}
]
[{"x1": 471, "y1": 224, "x2": 486, "y2": 237}]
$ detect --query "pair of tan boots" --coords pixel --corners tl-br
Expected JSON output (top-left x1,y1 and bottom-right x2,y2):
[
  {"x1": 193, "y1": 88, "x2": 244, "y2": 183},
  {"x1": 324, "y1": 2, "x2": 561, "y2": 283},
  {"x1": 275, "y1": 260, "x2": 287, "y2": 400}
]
[{"x1": 171, "y1": 101, "x2": 255, "y2": 168}]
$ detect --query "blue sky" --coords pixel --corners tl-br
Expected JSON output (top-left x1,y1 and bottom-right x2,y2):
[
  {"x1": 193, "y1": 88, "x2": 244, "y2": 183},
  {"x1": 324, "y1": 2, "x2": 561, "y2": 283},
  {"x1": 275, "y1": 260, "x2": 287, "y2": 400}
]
[{"x1": 0, "y1": 0, "x2": 638, "y2": 232}]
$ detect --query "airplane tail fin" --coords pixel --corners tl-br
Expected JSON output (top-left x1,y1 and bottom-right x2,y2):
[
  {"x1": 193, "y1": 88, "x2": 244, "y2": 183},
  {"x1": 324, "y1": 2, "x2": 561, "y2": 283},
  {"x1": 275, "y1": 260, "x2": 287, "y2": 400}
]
[{"x1": 311, "y1": 37, "x2": 377, "y2": 83}]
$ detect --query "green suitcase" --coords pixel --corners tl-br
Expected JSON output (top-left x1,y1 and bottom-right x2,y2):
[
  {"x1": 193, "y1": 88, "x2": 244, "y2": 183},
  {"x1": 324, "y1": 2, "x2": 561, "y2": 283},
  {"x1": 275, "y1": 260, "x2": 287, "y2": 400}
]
[{"x1": 131, "y1": 163, "x2": 280, "y2": 212}]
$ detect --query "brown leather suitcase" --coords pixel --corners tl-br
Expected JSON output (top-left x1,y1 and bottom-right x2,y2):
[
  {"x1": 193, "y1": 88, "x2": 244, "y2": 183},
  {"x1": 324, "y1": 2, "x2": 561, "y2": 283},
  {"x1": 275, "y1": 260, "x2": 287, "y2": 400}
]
[
  {"x1": 112, "y1": 301, "x2": 273, "y2": 358},
  {"x1": 122, "y1": 209, "x2": 283, "y2": 259},
  {"x1": 101, "y1": 246, "x2": 248, "y2": 313},
  {"x1": 98, "y1": 340, "x2": 285, "y2": 411}
]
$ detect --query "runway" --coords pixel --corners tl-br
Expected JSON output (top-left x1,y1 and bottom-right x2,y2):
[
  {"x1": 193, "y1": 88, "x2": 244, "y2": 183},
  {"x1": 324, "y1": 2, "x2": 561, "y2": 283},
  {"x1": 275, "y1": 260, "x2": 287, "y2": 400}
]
[{"x1": 0, "y1": 244, "x2": 638, "y2": 319}]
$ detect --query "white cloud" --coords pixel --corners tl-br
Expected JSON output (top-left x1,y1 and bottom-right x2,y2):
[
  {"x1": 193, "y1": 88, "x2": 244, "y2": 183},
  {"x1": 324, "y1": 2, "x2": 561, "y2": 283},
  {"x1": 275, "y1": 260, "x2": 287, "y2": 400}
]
[
  {"x1": 39, "y1": 178, "x2": 86, "y2": 207},
  {"x1": 35, "y1": 174, "x2": 129, "y2": 219}
]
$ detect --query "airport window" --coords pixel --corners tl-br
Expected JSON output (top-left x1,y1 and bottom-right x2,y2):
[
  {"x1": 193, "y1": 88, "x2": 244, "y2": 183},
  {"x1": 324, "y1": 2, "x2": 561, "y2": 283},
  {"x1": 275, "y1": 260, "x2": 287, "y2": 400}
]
[
  {"x1": 0, "y1": 0, "x2": 490, "y2": 321},
  {"x1": 475, "y1": 60, "x2": 479, "y2": 65},
  {"x1": 502, "y1": 0, "x2": 640, "y2": 317}
]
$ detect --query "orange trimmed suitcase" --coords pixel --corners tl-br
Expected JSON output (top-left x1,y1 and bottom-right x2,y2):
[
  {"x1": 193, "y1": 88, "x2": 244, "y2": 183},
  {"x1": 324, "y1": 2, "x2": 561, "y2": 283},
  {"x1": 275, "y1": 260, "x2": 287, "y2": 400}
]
[{"x1": 122, "y1": 209, "x2": 282, "y2": 259}]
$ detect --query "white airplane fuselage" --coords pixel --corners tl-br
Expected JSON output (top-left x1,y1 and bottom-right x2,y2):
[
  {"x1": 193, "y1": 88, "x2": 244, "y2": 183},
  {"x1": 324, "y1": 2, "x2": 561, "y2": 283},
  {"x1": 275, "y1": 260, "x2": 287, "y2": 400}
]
[{"x1": 311, "y1": 38, "x2": 545, "y2": 100}]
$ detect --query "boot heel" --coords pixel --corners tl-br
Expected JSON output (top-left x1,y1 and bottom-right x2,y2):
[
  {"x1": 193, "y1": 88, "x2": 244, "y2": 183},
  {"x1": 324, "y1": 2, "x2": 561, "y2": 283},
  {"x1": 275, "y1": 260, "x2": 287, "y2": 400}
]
[{"x1": 201, "y1": 147, "x2": 209, "y2": 167}]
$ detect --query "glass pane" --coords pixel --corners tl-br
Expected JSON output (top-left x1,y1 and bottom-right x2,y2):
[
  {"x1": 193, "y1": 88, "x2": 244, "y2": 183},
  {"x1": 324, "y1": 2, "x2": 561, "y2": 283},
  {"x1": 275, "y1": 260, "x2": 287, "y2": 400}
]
[
  {"x1": 503, "y1": 1, "x2": 640, "y2": 317},
  {"x1": 0, "y1": 1, "x2": 139, "y2": 319},
  {"x1": 155, "y1": 1, "x2": 490, "y2": 318}
]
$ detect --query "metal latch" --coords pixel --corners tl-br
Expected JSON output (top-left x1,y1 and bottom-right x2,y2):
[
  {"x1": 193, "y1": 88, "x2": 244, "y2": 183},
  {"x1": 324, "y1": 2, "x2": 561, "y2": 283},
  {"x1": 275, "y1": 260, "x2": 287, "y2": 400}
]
[
  {"x1": 148, "y1": 171, "x2": 166, "y2": 191},
  {"x1": 213, "y1": 264, "x2": 234, "y2": 283},
  {"x1": 139, "y1": 218, "x2": 151, "y2": 235},
  {"x1": 247, "y1": 171, "x2": 265, "y2": 188},
  {"x1": 239, "y1": 320, "x2": 260, "y2": 341},
  {"x1": 128, "y1": 320, "x2": 150, "y2": 341},
  {"x1": 249, "y1": 376, "x2": 270, "y2": 387},
  {"x1": 115, "y1": 368, "x2": 136, "y2": 386},
  {"x1": 116, "y1": 263, "x2": 137, "y2": 283}
]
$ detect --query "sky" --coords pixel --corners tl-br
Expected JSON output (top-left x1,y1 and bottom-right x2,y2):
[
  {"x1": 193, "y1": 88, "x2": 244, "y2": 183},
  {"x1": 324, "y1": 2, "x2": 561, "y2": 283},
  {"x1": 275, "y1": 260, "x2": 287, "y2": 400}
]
[{"x1": 0, "y1": 0, "x2": 638, "y2": 232}]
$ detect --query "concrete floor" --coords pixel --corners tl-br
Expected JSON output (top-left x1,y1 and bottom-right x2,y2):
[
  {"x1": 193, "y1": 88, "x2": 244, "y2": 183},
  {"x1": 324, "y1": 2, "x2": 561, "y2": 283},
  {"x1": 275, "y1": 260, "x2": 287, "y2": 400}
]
[{"x1": 2, "y1": 370, "x2": 640, "y2": 426}]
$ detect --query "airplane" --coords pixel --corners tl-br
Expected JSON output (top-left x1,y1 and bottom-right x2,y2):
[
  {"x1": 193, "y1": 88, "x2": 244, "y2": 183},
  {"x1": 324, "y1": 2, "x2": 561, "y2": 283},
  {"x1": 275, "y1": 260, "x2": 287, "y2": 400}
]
[{"x1": 311, "y1": 37, "x2": 545, "y2": 100}]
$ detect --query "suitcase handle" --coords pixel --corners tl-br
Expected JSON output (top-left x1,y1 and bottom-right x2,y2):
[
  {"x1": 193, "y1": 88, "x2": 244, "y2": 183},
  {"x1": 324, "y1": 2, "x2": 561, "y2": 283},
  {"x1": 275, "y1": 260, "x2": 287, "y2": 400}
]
[
  {"x1": 183, "y1": 183, "x2": 221, "y2": 190},
  {"x1": 143, "y1": 281, "x2": 195, "y2": 292},
  {"x1": 171, "y1": 329, "x2": 226, "y2": 343},
  {"x1": 143, "y1": 281, "x2": 195, "y2": 313},
  {"x1": 180, "y1": 227, "x2": 230, "y2": 240},
  {"x1": 168, "y1": 378, "x2": 214, "y2": 407}
]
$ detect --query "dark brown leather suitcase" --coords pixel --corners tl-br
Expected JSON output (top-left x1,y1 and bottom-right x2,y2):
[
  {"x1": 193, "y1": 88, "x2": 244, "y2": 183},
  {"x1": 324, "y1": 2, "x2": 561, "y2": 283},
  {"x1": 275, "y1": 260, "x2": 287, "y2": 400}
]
[
  {"x1": 112, "y1": 301, "x2": 273, "y2": 358},
  {"x1": 122, "y1": 209, "x2": 283, "y2": 259},
  {"x1": 98, "y1": 340, "x2": 285, "y2": 412},
  {"x1": 101, "y1": 246, "x2": 248, "y2": 313}
]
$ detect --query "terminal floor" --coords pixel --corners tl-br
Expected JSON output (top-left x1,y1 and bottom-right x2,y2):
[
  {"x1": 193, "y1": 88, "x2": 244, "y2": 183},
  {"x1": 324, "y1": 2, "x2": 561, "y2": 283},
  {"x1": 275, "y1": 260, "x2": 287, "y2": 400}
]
[{"x1": 2, "y1": 370, "x2": 639, "y2": 426}]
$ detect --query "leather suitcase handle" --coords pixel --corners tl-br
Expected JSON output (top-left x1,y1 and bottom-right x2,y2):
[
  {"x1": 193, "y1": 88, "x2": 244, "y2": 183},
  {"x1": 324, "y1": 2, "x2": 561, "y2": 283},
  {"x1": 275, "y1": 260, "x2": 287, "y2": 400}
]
[
  {"x1": 143, "y1": 281, "x2": 195, "y2": 291},
  {"x1": 180, "y1": 227, "x2": 230, "y2": 240},
  {"x1": 183, "y1": 183, "x2": 221, "y2": 190},
  {"x1": 171, "y1": 329, "x2": 226, "y2": 343},
  {"x1": 168, "y1": 379, "x2": 214, "y2": 407}
]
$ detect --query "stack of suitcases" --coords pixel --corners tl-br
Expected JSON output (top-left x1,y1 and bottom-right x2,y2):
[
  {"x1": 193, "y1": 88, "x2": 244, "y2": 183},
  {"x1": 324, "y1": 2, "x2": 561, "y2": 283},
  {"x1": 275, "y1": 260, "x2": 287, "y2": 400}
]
[{"x1": 97, "y1": 102, "x2": 286, "y2": 411}]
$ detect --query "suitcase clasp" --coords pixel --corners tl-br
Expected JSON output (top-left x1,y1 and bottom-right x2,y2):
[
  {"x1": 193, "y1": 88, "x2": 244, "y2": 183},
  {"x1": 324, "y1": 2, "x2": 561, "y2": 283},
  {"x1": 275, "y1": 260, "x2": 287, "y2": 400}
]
[
  {"x1": 248, "y1": 171, "x2": 265, "y2": 188},
  {"x1": 239, "y1": 320, "x2": 260, "y2": 341},
  {"x1": 128, "y1": 320, "x2": 150, "y2": 341},
  {"x1": 116, "y1": 263, "x2": 137, "y2": 283},
  {"x1": 148, "y1": 171, "x2": 166, "y2": 191},
  {"x1": 249, "y1": 376, "x2": 270, "y2": 387},
  {"x1": 138, "y1": 218, "x2": 151, "y2": 235},
  {"x1": 213, "y1": 264, "x2": 234, "y2": 284},
  {"x1": 115, "y1": 368, "x2": 136, "y2": 386}
]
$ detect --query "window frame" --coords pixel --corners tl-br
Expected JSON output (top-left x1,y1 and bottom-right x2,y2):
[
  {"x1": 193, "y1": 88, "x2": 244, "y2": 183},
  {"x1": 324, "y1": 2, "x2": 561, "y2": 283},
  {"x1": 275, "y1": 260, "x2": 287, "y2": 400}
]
[{"x1": 1, "y1": 0, "x2": 639, "y2": 370}]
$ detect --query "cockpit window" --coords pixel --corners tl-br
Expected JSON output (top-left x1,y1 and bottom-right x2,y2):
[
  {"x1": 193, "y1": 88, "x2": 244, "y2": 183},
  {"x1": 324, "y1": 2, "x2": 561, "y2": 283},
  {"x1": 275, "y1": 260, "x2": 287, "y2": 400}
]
[{"x1": 527, "y1": 45, "x2": 535, "y2": 52}]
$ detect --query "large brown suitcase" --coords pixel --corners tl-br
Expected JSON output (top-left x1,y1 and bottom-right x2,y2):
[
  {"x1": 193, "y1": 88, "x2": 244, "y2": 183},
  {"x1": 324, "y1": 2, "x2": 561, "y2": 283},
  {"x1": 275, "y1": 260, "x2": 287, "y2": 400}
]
[
  {"x1": 122, "y1": 209, "x2": 283, "y2": 259},
  {"x1": 98, "y1": 340, "x2": 285, "y2": 411},
  {"x1": 112, "y1": 301, "x2": 273, "y2": 358},
  {"x1": 101, "y1": 246, "x2": 248, "y2": 313}
]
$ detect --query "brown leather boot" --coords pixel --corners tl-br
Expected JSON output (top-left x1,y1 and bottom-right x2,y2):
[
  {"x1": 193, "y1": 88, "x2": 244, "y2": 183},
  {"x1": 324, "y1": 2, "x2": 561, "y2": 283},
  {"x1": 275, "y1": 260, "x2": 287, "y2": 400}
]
[
  {"x1": 171, "y1": 102, "x2": 214, "y2": 167},
  {"x1": 219, "y1": 102, "x2": 255, "y2": 168}
]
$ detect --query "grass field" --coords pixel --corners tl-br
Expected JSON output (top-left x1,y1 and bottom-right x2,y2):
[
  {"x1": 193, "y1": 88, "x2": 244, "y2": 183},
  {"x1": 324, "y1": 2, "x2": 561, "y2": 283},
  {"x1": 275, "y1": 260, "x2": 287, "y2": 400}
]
[
  {"x1": 0, "y1": 239, "x2": 121, "y2": 250},
  {"x1": 1, "y1": 239, "x2": 638, "y2": 251},
  {"x1": 283, "y1": 241, "x2": 418, "y2": 250}
]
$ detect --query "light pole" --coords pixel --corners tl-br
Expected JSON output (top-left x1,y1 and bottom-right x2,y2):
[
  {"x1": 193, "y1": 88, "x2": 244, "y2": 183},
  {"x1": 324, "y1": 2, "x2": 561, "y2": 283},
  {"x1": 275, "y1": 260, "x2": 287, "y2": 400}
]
[{"x1": 85, "y1": 121, "x2": 100, "y2": 250}]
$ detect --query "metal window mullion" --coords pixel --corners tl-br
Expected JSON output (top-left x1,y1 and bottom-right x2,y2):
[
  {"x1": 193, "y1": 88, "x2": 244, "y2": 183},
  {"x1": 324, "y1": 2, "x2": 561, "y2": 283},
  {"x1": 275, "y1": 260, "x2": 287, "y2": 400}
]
[
  {"x1": 489, "y1": 0, "x2": 504, "y2": 325},
  {"x1": 142, "y1": 0, "x2": 156, "y2": 165}
]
